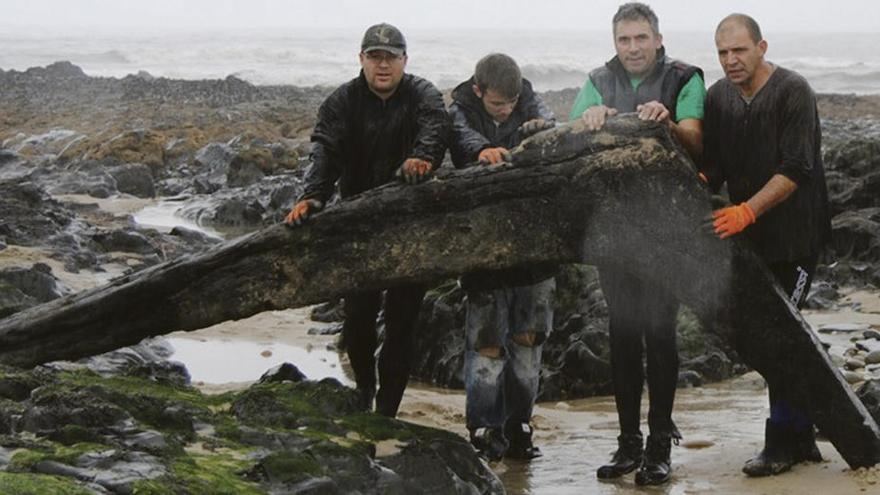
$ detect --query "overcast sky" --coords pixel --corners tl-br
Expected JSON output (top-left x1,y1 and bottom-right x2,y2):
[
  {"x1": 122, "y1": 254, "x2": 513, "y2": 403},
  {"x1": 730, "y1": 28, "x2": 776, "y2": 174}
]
[{"x1": 2, "y1": 0, "x2": 877, "y2": 33}]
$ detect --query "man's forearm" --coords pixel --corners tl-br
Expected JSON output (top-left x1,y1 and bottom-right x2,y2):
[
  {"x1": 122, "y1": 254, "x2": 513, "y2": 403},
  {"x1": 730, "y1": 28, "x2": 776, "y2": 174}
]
[
  {"x1": 670, "y1": 118, "x2": 703, "y2": 161},
  {"x1": 746, "y1": 174, "x2": 798, "y2": 218}
]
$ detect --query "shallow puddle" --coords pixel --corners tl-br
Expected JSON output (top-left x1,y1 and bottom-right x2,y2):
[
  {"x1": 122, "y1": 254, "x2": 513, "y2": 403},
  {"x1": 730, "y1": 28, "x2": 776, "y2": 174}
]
[
  {"x1": 166, "y1": 337, "x2": 350, "y2": 385},
  {"x1": 133, "y1": 200, "x2": 224, "y2": 239}
]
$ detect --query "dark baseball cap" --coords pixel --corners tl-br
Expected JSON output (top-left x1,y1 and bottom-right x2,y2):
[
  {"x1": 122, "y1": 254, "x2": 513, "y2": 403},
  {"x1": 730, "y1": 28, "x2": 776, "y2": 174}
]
[{"x1": 361, "y1": 23, "x2": 407, "y2": 56}]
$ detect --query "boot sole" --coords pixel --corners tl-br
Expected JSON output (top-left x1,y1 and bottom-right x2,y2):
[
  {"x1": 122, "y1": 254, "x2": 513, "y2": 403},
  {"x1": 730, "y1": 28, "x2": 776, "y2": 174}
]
[{"x1": 596, "y1": 464, "x2": 640, "y2": 479}]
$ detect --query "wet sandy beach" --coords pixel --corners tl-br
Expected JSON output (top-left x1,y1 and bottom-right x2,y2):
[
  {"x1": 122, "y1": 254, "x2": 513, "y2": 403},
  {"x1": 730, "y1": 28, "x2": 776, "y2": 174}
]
[{"x1": 164, "y1": 301, "x2": 880, "y2": 494}]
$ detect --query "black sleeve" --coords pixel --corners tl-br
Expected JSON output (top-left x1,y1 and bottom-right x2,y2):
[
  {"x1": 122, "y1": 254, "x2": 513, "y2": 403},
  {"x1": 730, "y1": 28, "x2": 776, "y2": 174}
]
[
  {"x1": 300, "y1": 91, "x2": 347, "y2": 204},
  {"x1": 410, "y1": 79, "x2": 450, "y2": 166},
  {"x1": 449, "y1": 102, "x2": 491, "y2": 168},
  {"x1": 531, "y1": 93, "x2": 556, "y2": 123},
  {"x1": 700, "y1": 89, "x2": 726, "y2": 193},
  {"x1": 776, "y1": 77, "x2": 818, "y2": 186}
]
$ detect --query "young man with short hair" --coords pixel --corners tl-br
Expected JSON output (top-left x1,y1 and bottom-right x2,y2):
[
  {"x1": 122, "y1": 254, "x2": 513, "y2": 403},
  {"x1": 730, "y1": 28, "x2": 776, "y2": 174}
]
[{"x1": 449, "y1": 53, "x2": 556, "y2": 461}]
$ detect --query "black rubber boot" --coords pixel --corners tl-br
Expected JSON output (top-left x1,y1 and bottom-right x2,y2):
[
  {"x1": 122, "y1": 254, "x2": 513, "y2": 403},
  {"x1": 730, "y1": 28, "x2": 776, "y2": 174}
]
[
  {"x1": 597, "y1": 433, "x2": 643, "y2": 479},
  {"x1": 742, "y1": 419, "x2": 794, "y2": 477},
  {"x1": 635, "y1": 433, "x2": 675, "y2": 486},
  {"x1": 504, "y1": 422, "x2": 542, "y2": 460},
  {"x1": 470, "y1": 427, "x2": 508, "y2": 462},
  {"x1": 791, "y1": 426, "x2": 823, "y2": 463}
]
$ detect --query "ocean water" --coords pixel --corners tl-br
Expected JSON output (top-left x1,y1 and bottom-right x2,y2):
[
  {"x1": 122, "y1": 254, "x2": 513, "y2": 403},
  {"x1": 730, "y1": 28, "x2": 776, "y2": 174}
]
[{"x1": 1, "y1": 27, "x2": 878, "y2": 94}]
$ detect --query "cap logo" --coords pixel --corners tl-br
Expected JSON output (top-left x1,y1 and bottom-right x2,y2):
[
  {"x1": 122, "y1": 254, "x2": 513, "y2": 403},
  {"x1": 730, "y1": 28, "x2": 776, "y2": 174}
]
[{"x1": 377, "y1": 28, "x2": 390, "y2": 44}]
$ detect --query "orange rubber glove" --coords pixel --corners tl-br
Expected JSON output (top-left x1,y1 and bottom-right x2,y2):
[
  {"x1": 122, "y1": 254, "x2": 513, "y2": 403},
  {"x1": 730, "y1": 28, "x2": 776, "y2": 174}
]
[
  {"x1": 284, "y1": 199, "x2": 323, "y2": 226},
  {"x1": 396, "y1": 158, "x2": 433, "y2": 184},
  {"x1": 477, "y1": 147, "x2": 511, "y2": 166},
  {"x1": 712, "y1": 203, "x2": 756, "y2": 239}
]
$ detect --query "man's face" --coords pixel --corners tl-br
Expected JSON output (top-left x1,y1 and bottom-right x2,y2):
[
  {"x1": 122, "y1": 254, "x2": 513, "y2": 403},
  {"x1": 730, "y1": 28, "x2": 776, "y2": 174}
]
[
  {"x1": 473, "y1": 86, "x2": 519, "y2": 124},
  {"x1": 715, "y1": 23, "x2": 767, "y2": 88},
  {"x1": 359, "y1": 50, "x2": 407, "y2": 98},
  {"x1": 613, "y1": 19, "x2": 662, "y2": 78}
]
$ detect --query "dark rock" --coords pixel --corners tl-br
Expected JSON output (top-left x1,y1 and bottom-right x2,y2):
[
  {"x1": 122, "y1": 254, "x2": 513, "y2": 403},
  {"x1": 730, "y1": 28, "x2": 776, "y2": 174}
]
[
  {"x1": 0, "y1": 264, "x2": 67, "y2": 317},
  {"x1": 818, "y1": 323, "x2": 871, "y2": 334},
  {"x1": 828, "y1": 208, "x2": 880, "y2": 265},
  {"x1": 92, "y1": 229, "x2": 157, "y2": 255},
  {"x1": 169, "y1": 226, "x2": 221, "y2": 247},
  {"x1": 856, "y1": 339, "x2": 880, "y2": 354},
  {"x1": 0, "y1": 399, "x2": 25, "y2": 434},
  {"x1": 0, "y1": 368, "x2": 44, "y2": 401},
  {"x1": 211, "y1": 197, "x2": 265, "y2": 226},
  {"x1": 543, "y1": 339, "x2": 612, "y2": 400},
  {"x1": 108, "y1": 163, "x2": 155, "y2": 198},
  {"x1": 0, "y1": 149, "x2": 20, "y2": 165},
  {"x1": 21, "y1": 389, "x2": 133, "y2": 435},
  {"x1": 678, "y1": 370, "x2": 703, "y2": 388},
  {"x1": 307, "y1": 323, "x2": 343, "y2": 336},
  {"x1": 123, "y1": 430, "x2": 169, "y2": 454},
  {"x1": 41, "y1": 61, "x2": 88, "y2": 79},
  {"x1": 856, "y1": 379, "x2": 880, "y2": 426},
  {"x1": 34, "y1": 450, "x2": 168, "y2": 493},
  {"x1": 236, "y1": 425, "x2": 315, "y2": 451},
  {"x1": 0, "y1": 180, "x2": 73, "y2": 247},
  {"x1": 411, "y1": 283, "x2": 466, "y2": 389},
  {"x1": 233, "y1": 379, "x2": 360, "y2": 431},
  {"x1": 380, "y1": 434, "x2": 504, "y2": 494},
  {"x1": 805, "y1": 280, "x2": 840, "y2": 310},
  {"x1": 192, "y1": 142, "x2": 234, "y2": 193},
  {"x1": 178, "y1": 171, "x2": 304, "y2": 229},
  {"x1": 0, "y1": 282, "x2": 38, "y2": 319},
  {"x1": 44, "y1": 161, "x2": 118, "y2": 198},
  {"x1": 823, "y1": 137, "x2": 880, "y2": 215},
  {"x1": 227, "y1": 153, "x2": 267, "y2": 188},
  {"x1": 259, "y1": 363, "x2": 307, "y2": 384},
  {"x1": 310, "y1": 299, "x2": 345, "y2": 323},
  {"x1": 865, "y1": 330, "x2": 880, "y2": 341},
  {"x1": 80, "y1": 339, "x2": 190, "y2": 387}
]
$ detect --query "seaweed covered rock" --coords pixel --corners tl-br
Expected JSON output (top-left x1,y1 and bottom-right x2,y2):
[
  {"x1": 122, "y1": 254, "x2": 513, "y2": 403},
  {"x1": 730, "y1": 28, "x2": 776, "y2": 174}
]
[{"x1": 0, "y1": 366, "x2": 502, "y2": 493}]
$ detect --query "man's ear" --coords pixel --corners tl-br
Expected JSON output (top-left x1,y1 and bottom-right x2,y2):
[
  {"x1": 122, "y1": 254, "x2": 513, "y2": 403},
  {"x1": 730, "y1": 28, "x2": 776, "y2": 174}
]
[
  {"x1": 472, "y1": 84, "x2": 482, "y2": 98},
  {"x1": 758, "y1": 39, "x2": 768, "y2": 57}
]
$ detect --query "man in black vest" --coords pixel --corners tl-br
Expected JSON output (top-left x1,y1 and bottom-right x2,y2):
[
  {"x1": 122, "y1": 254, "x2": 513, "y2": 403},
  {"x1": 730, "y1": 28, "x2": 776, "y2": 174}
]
[
  {"x1": 285, "y1": 23, "x2": 448, "y2": 418},
  {"x1": 569, "y1": 2, "x2": 705, "y2": 486}
]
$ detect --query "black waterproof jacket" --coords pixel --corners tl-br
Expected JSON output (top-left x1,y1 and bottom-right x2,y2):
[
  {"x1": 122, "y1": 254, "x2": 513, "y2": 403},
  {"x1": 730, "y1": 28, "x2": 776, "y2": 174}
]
[
  {"x1": 300, "y1": 71, "x2": 448, "y2": 204},
  {"x1": 448, "y1": 77, "x2": 554, "y2": 167}
]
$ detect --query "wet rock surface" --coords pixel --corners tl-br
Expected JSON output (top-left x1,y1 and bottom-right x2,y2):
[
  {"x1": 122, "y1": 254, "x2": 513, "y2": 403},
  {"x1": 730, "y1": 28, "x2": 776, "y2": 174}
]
[{"x1": 0, "y1": 361, "x2": 502, "y2": 493}]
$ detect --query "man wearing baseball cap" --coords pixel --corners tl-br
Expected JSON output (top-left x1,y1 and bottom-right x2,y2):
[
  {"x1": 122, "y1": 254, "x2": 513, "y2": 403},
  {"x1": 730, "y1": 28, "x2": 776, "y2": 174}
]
[{"x1": 286, "y1": 23, "x2": 449, "y2": 418}]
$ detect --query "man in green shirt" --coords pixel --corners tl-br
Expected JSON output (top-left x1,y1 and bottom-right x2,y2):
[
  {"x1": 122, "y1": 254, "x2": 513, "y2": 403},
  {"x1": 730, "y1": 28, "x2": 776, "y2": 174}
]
[{"x1": 570, "y1": 2, "x2": 706, "y2": 486}]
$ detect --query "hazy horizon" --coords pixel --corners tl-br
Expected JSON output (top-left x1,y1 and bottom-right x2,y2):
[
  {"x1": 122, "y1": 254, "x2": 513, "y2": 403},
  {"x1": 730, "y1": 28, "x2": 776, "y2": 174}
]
[{"x1": 2, "y1": 0, "x2": 877, "y2": 33}]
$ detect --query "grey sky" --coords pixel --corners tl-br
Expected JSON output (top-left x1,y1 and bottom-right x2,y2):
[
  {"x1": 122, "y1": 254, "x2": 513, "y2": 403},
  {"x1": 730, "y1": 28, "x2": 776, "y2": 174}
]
[{"x1": 2, "y1": 0, "x2": 877, "y2": 32}]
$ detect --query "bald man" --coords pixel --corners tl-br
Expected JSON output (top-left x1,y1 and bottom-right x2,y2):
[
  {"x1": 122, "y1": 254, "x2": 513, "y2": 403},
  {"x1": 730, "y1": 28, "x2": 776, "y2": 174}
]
[{"x1": 701, "y1": 13, "x2": 831, "y2": 477}]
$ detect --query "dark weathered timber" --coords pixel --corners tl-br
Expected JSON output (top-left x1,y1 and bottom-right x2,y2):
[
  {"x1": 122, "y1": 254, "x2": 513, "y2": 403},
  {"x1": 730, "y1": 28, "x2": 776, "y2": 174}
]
[{"x1": 0, "y1": 115, "x2": 878, "y2": 467}]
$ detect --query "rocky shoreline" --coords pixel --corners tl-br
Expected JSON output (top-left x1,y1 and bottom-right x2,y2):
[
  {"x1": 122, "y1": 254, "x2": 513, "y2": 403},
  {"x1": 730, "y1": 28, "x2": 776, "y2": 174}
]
[{"x1": 1, "y1": 62, "x2": 880, "y2": 492}]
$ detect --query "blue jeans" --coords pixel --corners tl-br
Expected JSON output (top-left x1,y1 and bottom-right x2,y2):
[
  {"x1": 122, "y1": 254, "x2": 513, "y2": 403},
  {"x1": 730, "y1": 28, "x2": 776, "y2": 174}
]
[{"x1": 464, "y1": 278, "x2": 555, "y2": 432}]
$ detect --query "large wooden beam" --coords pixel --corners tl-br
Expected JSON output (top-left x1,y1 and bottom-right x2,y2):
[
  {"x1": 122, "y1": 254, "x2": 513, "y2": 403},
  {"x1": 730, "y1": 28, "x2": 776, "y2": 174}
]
[{"x1": 0, "y1": 116, "x2": 878, "y2": 467}]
